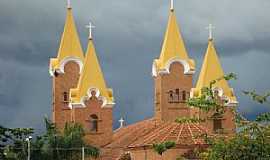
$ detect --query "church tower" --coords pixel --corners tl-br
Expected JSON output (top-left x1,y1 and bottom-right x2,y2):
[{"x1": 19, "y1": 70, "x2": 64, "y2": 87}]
[
  {"x1": 69, "y1": 23, "x2": 115, "y2": 147},
  {"x1": 152, "y1": 3, "x2": 196, "y2": 122},
  {"x1": 49, "y1": 3, "x2": 84, "y2": 130},
  {"x1": 49, "y1": 2, "x2": 114, "y2": 147},
  {"x1": 191, "y1": 33, "x2": 238, "y2": 134}
]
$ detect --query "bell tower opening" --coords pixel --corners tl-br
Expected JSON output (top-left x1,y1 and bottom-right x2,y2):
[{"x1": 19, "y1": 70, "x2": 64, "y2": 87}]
[
  {"x1": 154, "y1": 61, "x2": 194, "y2": 122},
  {"x1": 213, "y1": 118, "x2": 222, "y2": 132},
  {"x1": 90, "y1": 114, "x2": 98, "y2": 132}
]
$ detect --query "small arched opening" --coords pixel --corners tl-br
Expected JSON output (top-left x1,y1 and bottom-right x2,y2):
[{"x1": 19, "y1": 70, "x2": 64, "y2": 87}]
[{"x1": 90, "y1": 114, "x2": 98, "y2": 132}]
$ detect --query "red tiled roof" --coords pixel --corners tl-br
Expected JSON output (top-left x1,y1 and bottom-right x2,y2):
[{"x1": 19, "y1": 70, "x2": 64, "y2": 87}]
[
  {"x1": 101, "y1": 118, "x2": 211, "y2": 159},
  {"x1": 105, "y1": 119, "x2": 157, "y2": 148},
  {"x1": 128, "y1": 121, "x2": 210, "y2": 148},
  {"x1": 102, "y1": 119, "x2": 157, "y2": 159}
]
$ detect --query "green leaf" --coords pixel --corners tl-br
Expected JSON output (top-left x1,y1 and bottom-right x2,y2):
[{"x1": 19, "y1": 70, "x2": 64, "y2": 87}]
[{"x1": 256, "y1": 112, "x2": 270, "y2": 122}]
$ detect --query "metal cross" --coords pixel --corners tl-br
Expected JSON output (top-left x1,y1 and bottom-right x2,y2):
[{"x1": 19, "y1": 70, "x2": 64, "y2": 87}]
[
  {"x1": 67, "y1": 0, "x2": 71, "y2": 9},
  {"x1": 206, "y1": 24, "x2": 215, "y2": 40},
  {"x1": 119, "y1": 117, "x2": 125, "y2": 128},
  {"x1": 86, "y1": 22, "x2": 95, "y2": 39},
  {"x1": 170, "y1": 0, "x2": 174, "y2": 11}
]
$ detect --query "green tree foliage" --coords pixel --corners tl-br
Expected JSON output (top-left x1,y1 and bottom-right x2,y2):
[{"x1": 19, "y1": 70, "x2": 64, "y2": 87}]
[
  {"x1": 1, "y1": 118, "x2": 99, "y2": 160},
  {"x1": 153, "y1": 141, "x2": 176, "y2": 160},
  {"x1": 32, "y1": 118, "x2": 99, "y2": 160},
  {"x1": 153, "y1": 141, "x2": 176, "y2": 156},
  {"x1": 200, "y1": 124, "x2": 270, "y2": 160},
  {"x1": 188, "y1": 73, "x2": 270, "y2": 159},
  {"x1": 175, "y1": 117, "x2": 205, "y2": 124},
  {"x1": 243, "y1": 90, "x2": 270, "y2": 104},
  {"x1": 243, "y1": 90, "x2": 270, "y2": 122},
  {"x1": 0, "y1": 126, "x2": 33, "y2": 160},
  {"x1": 188, "y1": 73, "x2": 237, "y2": 114}
]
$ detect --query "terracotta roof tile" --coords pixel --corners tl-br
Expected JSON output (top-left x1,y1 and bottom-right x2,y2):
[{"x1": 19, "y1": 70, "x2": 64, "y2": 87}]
[
  {"x1": 105, "y1": 118, "x2": 157, "y2": 148},
  {"x1": 128, "y1": 121, "x2": 211, "y2": 148},
  {"x1": 101, "y1": 119, "x2": 157, "y2": 159},
  {"x1": 101, "y1": 118, "x2": 211, "y2": 159}
]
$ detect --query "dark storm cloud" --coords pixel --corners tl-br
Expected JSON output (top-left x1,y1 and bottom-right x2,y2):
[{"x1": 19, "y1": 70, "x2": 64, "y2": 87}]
[
  {"x1": 0, "y1": 0, "x2": 269, "y2": 130},
  {"x1": 1, "y1": 0, "x2": 270, "y2": 65},
  {"x1": 0, "y1": 58, "x2": 50, "y2": 133}
]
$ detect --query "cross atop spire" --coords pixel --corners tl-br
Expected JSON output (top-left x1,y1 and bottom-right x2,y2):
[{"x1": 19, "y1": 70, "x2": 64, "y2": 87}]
[
  {"x1": 170, "y1": 0, "x2": 174, "y2": 11},
  {"x1": 67, "y1": 0, "x2": 71, "y2": 9},
  {"x1": 119, "y1": 117, "x2": 125, "y2": 128},
  {"x1": 86, "y1": 22, "x2": 95, "y2": 40},
  {"x1": 206, "y1": 24, "x2": 215, "y2": 40}
]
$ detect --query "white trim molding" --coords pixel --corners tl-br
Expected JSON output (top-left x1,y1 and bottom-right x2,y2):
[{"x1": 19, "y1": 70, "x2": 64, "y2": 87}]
[
  {"x1": 213, "y1": 87, "x2": 224, "y2": 97},
  {"x1": 59, "y1": 57, "x2": 83, "y2": 74},
  {"x1": 69, "y1": 87, "x2": 115, "y2": 109},
  {"x1": 49, "y1": 56, "x2": 83, "y2": 77},
  {"x1": 214, "y1": 88, "x2": 238, "y2": 107},
  {"x1": 49, "y1": 58, "x2": 58, "y2": 76},
  {"x1": 224, "y1": 97, "x2": 238, "y2": 107},
  {"x1": 152, "y1": 61, "x2": 158, "y2": 77},
  {"x1": 88, "y1": 87, "x2": 101, "y2": 98},
  {"x1": 152, "y1": 58, "x2": 195, "y2": 77}
]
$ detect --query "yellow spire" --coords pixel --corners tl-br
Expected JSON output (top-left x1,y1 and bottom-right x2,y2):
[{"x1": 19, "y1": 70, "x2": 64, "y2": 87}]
[
  {"x1": 57, "y1": 8, "x2": 84, "y2": 61},
  {"x1": 156, "y1": 10, "x2": 194, "y2": 70},
  {"x1": 49, "y1": 7, "x2": 84, "y2": 74},
  {"x1": 70, "y1": 39, "x2": 114, "y2": 105},
  {"x1": 195, "y1": 40, "x2": 236, "y2": 101}
]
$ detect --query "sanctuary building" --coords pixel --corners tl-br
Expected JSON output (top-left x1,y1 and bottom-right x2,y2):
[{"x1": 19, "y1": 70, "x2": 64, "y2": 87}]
[{"x1": 49, "y1": 2, "x2": 237, "y2": 160}]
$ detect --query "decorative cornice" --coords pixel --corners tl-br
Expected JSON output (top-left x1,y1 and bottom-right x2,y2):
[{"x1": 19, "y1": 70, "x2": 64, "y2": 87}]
[
  {"x1": 49, "y1": 56, "x2": 83, "y2": 77},
  {"x1": 152, "y1": 58, "x2": 195, "y2": 77},
  {"x1": 59, "y1": 56, "x2": 83, "y2": 74},
  {"x1": 69, "y1": 87, "x2": 115, "y2": 109}
]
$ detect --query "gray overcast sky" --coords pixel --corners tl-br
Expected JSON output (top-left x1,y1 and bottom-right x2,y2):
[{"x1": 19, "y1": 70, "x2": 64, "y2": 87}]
[{"x1": 0, "y1": 0, "x2": 269, "y2": 133}]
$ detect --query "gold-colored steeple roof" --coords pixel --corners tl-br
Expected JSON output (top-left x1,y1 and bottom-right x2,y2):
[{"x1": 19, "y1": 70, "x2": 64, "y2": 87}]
[
  {"x1": 155, "y1": 10, "x2": 195, "y2": 71},
  {"x1": 194, "y1": 39, "x2": 236, "y2": 101},
  {"x1": 70, "y1": 39, "x2": 114, "y2": 105},
  {"x1": 50, "y1": 7, "x2": 84, "y2": 73}
]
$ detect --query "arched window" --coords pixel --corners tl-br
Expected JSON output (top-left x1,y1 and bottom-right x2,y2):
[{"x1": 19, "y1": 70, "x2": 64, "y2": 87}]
[
  {"x1": 63, "y1": 92, "x2": 68, "y2": 102},
  {"x1": 90, "y1": 114, "x2": 98, "y2": 132}
]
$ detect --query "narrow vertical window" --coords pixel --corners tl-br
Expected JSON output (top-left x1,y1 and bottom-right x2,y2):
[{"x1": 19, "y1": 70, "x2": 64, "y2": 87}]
[
  {"x1": 90, "y1": 114, "x2": 98, "y2": 132},
  {"x1": 168, "y1": 90, "x2": 174, "y2": 103},
  {"x1": 213, "y1": 119, "x2": 222, "y2": 132},
  {"x1": 182, "y1": 90, "x2": 186, "y2": 101},
  {"x1": 63, "y1": 92, "x2": 68, "y2": 102},
  {"x1": 186, "y1": 91, "x2": 190, "y2": 100},
  {"x1": 155, "y1": 92, "x2": 160, "y2": 104},
  {"x1": 54, "y1": 71, "x2": 59, "y2": 77},
  {"x1": 175, "y1": 89, "x2": 180, "y2": 102}
]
